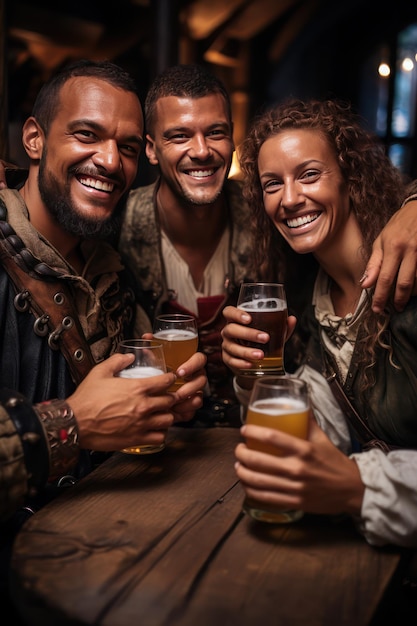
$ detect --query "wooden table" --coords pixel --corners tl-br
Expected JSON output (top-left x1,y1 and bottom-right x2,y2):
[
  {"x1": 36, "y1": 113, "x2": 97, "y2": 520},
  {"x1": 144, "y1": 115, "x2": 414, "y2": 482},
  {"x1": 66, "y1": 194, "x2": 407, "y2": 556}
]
[{"x1": 10, "y1": 428, "x2": 403, "y2": 626}]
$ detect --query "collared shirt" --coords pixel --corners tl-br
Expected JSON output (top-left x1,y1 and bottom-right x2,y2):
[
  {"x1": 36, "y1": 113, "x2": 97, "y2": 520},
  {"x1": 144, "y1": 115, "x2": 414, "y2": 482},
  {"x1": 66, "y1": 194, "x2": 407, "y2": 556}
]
[
  {"x1": 313, "y1": 268, "x2": 368, "y2": 384},
  {"x1": 161, "y1": 226, "x2": 230, "y2": 315}
]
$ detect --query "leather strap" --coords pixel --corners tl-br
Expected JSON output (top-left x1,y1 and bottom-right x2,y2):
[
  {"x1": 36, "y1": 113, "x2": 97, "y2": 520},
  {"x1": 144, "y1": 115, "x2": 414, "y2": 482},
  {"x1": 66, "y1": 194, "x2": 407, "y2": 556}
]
[
  {"x1": 318, "y1": 326, "x2": 397, "y2": 453},
  {"x1": 325, "y1": 372, "x2": 395, "y2": 453},
  {"x1": 0, "y1": 250, "x2": 95, "y2": 385}
]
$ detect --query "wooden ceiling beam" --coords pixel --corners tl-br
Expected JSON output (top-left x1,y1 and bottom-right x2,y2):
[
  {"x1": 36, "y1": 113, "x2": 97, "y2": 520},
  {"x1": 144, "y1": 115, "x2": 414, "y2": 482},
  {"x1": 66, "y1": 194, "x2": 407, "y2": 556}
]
[
  {"x1": 222, "y1": 0, "x2": 298, "y2": 40},
  {"x1": 183, "y1": 0, "x2": 247, "y2": 40}
]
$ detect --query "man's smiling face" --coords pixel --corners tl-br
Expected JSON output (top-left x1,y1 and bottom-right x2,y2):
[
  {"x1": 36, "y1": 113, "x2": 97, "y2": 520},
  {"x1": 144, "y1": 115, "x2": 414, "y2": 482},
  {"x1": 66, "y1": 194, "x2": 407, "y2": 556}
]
[
  {"x1": 145, "y1": 93, "x2": 234, "y2": 206},
  {"x1": 36, "y1": 76, "x2": 143, "y2": 237}
]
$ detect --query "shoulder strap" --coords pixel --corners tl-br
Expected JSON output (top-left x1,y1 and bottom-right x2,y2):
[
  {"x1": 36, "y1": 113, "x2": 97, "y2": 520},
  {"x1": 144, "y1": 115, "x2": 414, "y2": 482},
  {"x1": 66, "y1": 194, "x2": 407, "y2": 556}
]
[
  {"x1": 318, "y1": 329, "x2": 395, "y2": 453},
  {"x1": 325, "y1": 372, "x2": 394, "y2": 453},
  {"x1": 0, "y1": 226, "x2": 96, "y2": 385}
]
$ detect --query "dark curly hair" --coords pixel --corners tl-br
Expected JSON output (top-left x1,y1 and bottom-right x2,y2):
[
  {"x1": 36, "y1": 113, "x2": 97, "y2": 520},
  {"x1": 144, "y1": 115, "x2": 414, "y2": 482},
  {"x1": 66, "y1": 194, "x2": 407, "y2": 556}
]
[{"x1": 239, "y1": 98, "x2": 407, "y2": 389}]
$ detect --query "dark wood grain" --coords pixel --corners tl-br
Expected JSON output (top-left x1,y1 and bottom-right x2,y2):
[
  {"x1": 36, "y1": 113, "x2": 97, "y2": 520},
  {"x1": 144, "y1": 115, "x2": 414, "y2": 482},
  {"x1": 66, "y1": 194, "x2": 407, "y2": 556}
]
[{"x1": 10, "y1": 428, "x2": 402, "y2": 626}]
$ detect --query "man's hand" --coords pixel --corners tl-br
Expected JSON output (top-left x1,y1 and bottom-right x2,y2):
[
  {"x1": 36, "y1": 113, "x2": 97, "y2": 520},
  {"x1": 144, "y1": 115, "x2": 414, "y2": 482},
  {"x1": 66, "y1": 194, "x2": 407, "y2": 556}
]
[
  {"x1": 67, "y1": 354, "x2": 177, "y2": 451},
  {"x1": 170, "y1": 351, "x2": 207, "y2": 423},
  {"x1": 141, "y1": 332, "x2": 207, "y2": 422},
  {"x1": 361, "y1": 200, "x2": 417, "y2": 312}
]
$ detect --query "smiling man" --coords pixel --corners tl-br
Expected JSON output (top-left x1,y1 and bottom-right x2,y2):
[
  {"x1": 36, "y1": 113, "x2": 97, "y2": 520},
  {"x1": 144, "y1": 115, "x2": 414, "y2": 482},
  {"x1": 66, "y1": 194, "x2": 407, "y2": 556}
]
[
  {"x1": 1, "y1": 60, "x2": 143, "y2": 394},
  {"x1": 0, "y1": 58, "x2": 206, "y2": 477},
  {"x1": 0, "y1": 58, "x2": 211, "y2": 622},
  {"x1": 119, "y1": 64, "x2": 257, "y2": 426}
]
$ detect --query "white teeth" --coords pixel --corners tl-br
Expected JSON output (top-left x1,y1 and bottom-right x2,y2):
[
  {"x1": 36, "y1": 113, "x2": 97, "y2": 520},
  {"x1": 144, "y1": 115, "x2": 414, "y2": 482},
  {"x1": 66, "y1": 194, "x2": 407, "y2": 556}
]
[
  {"x1": 187, "y1": 169, "x2": 214, "y2": 178},
  {"x1": 79, "y1": 177, "x2": 114, "y2": 192},
  {"x1": 286, "y1": 213, "x2": 318, "y2": 228}
]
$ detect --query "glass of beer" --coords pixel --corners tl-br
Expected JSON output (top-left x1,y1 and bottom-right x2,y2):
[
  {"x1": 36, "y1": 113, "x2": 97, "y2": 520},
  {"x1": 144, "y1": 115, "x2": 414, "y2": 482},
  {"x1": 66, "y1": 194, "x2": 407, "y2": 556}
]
[
  {"x1": 237, "y1": 282, "x2": 287, "y2": 377},
  {"x1": 243, "y1": 376, "x2": 310, "y2": 523},
  {"x1": 116, "y1": 339, "x2": 168, "y2": 455},
  {"x1": 152, "y1": 314, "x2": 199, "y2": 391}
]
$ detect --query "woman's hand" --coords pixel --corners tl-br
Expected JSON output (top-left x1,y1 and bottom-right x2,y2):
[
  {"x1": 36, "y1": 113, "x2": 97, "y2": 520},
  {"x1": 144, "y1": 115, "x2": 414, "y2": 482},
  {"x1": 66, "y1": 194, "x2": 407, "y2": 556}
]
[
  {"x1": 221, "y1": 305, "x2": 296, "y2": 373},
  {"x1": 235, "y1": 417, "x2": 365, "y2": 517}
]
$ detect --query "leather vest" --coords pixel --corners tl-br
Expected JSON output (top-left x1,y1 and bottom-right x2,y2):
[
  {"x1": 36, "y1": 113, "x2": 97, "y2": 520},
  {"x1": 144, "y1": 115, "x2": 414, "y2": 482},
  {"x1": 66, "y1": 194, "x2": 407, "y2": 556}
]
[
  {"x1": 119, "y1": 179, "x2": 258, "y2": 423},
  {"x1": 298, "y1": 299, "x2": 417, "y2": 448}
]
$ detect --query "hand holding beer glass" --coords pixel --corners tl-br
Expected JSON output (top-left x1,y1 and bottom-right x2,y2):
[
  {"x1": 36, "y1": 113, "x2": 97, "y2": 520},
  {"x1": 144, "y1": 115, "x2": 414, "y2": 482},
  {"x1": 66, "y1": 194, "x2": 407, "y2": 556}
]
[
  {"x1": 243, "y1": 376, "x2": 310, "y2": 523},
  {"x1": 237, "y1": 283, "x2": 288, "y2": 377},
  {"x1": 153, "y1": 314, "x2": 199, "y2": 391},
  {"x1": 116, "y1": 339, "x2": 168, "y2": 455}
]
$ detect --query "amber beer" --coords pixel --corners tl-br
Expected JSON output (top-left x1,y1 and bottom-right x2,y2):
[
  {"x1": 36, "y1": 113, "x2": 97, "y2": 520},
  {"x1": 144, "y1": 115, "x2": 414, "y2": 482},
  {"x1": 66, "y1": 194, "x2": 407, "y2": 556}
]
[
  {"x1": 243, "y1": 377, "x2": 309, "y2": 523},
  {"x1": 238, "y1": 297, "x2": 288, "y2": 375},
  {"x1": 246, "y1": 397, "x2": 309, "y2": 455},
  {"x1": 153, "y1": 329, "x2": 198, "y2": 387}
]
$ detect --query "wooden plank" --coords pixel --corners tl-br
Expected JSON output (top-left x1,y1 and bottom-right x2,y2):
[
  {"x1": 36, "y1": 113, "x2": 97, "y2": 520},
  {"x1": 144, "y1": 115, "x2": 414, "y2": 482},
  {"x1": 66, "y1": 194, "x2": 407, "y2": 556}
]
[
  {"x1": 10, "y1": 428, "x2": 402, "y2": 626},
  {"x1": 11, "y1": 429, "x2": 242, "y2": 624}
]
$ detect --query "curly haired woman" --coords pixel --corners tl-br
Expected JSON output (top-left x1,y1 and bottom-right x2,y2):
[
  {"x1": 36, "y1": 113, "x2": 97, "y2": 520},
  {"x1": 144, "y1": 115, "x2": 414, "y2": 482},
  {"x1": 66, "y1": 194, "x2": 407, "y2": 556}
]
[{"x1": 222, "y1": 98, "x2": 417, "y2": 547}]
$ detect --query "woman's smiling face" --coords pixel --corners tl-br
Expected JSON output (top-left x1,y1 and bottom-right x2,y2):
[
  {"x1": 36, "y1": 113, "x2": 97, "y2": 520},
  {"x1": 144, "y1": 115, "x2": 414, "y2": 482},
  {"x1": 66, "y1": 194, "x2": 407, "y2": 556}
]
[{"x1": 258, "y1": 128, "x2": 352, "y2": 257}]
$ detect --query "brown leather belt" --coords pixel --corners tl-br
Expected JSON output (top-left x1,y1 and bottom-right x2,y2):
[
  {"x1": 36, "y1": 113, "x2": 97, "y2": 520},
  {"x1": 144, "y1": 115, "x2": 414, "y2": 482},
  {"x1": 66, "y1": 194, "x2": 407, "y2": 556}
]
[{"x1": 0, "y1": 218, "x2": 95, "y2": 385}]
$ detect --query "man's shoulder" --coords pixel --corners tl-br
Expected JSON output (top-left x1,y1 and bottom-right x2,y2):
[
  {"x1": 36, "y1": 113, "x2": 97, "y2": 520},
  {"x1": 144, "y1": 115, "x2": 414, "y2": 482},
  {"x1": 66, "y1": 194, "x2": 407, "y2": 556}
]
[
  {"x1": 126, "y1": 181, "x2": 157, "y2": 208},
  {"x1": 120, "y1": 181, "x2": 158, "y2": 242}
]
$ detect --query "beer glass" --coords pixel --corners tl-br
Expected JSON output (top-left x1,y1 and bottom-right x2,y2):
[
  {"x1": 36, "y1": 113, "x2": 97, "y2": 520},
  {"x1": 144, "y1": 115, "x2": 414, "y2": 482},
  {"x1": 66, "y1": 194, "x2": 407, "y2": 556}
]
[
  {"x1": 243, "y1": 376, "x2": 310, "y2": 523},
  {"x1": 153, "y1": 314, "x2": 198, "y2": 391},
  {"x1": 237, "y1": 282, "x2": 288, "y2": 377},
  {"x1": 116, "y1": 339, "x2": 167, "y2": 455}
]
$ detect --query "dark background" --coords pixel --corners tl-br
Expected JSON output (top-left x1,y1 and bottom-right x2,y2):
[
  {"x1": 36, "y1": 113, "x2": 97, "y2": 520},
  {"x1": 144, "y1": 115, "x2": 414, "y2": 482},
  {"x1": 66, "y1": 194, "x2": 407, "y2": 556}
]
[{"x1": 2, "y1": 0, "x2": 417, "y2": 181}]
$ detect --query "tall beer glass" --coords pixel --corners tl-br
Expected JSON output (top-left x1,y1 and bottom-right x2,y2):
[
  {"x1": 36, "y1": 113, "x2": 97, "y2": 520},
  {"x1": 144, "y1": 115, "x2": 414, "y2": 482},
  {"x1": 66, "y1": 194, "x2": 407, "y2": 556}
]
[
  {"x1": 153, "y1": 314, "x2": 198, "y2": 391},
  {"x1": 243, "y1": 376, "x2": 310, "y2": 523},
  {"x1": 116, "y1": 339, "x2": 167, "y2": 455},
  {"x1": 237, "y1": 282, "x2": 288, "y2": 377}
]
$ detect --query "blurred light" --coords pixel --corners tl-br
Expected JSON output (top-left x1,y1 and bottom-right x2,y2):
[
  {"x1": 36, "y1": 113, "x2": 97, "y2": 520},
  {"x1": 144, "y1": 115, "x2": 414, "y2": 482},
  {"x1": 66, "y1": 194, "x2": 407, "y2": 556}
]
[
  {"x1": 378, "y1": 62, "x2": 390, "y2": 77},
  {"x1": 229, "y1": 151, "x2": 242, "y2": 180},
  {"x1": 401, "y1": 57, "x2": 414, "y2": 71}
]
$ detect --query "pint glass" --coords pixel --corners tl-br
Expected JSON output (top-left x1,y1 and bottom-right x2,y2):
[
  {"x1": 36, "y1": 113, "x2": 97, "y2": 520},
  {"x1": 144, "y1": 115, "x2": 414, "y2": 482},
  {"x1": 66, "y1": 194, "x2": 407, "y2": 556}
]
[
  {"x1": 116, "y1": 339, "x2": 167, "y2": 454},
  {"x1": 153, "y1": 314, "x2": 198, "y2": 390},
  {"x1": 237, "y1": 282, "x2": 287, "y2": 377},
  {"x1": 243, "y1": 376, "x2": 310, "y2": 523}
]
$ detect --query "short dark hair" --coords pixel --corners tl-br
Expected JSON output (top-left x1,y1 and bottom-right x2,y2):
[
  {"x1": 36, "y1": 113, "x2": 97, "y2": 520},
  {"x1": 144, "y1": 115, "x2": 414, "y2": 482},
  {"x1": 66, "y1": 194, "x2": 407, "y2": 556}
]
[
  {"x1": 32, "y1": 59, "x2": 140, "y2": 135},
  {"x1": 145, "y1": 64, "x2": 232, "y2": 134}
]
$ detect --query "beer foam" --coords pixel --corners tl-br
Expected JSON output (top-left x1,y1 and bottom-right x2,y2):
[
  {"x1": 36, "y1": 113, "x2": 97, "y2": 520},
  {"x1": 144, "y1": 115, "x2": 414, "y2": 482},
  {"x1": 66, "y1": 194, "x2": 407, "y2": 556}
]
[
  {"x1": 154, "y1": 329, "x2": 197, "y2": 341},
  {"x1": 251, "y1": 397, "x2": 307, "y2": 415},
  {"x1": 118, "y1": 366, "x2": 165, "y2": 378},
  {"x1": 238, "y1": 298, "x2": 286, "y2": 312}
]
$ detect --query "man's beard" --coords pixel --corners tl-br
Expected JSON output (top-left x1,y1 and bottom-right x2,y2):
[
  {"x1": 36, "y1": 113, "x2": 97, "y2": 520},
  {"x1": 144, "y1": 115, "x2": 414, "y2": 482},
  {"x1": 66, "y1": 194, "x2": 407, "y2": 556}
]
[
  {"x1": 38, "y1": 159, "x2": 125, "y2": 239},
  {"x1": 181, "y1": 185, "x2": 223, "y2": 206},
  {"x1": 176, "y1": 166, "x2": 229, "y2": 207}
]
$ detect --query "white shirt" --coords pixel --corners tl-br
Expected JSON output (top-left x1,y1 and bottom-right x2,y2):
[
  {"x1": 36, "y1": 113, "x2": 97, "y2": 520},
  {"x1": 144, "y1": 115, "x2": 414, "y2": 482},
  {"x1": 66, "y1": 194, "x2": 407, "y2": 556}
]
[{"x1": 161, "y1": 227, "x2": 230, "y2": 315}]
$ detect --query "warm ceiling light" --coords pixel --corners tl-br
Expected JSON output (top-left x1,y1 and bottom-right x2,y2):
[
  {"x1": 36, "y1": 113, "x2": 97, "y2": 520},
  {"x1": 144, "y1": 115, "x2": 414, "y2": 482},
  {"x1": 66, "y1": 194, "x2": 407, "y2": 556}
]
[
  {"x1": 402, "y1": 57, "x2": 414, "y2": 72},
  {"x1": 378, "y1": 62, "x2": 390, "y2": 77}
]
